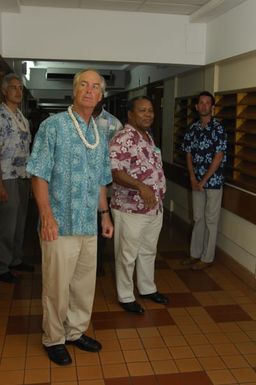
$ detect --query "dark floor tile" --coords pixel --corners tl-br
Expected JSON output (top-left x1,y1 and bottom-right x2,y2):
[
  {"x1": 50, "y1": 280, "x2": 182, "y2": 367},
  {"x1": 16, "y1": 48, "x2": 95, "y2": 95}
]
[
  {"x1": 157, "y1": 373, "x2": 183, "y2": 385},
  {"x1": 13, "y1": 283, "x2": 33, "y2": 299},
  {"x1": 6, "y1": 315, "x2": 30, "y2": 334},
  {"x1": 176, "y1": 270, "x2": 221, "y2": 292},
  {"x1": 158, "y1": 250, "x2": 188, "y2": 259},
  {"x1": 205, "y1": 304, "x2": 252, "y2": 323},
  {"x1": 181, "y1": 371, "x2": 214, "y2": 385},
  {"x1": 131, "y1": 375, "x2": 158, "y2": 385},
  {"x1": 148, "y1": 308, "x2": 175, "y2": 325},
  {"x1": 6, "y1": 314, "x2": 42, "y2": 334},
  {"x1": 166, "y1": 292, "x2": 200, "y2": 308},
  {"x1": 29, "y1": 314, "x2": 43, "y2": 333},
  {"x1": 105, "y1": 378, "x2": 132, "y2": 385},
  {"x1": 157, "y1": 371, "x2": 213, "y2": 385},
  {"x1": 155, "y1": 260, "x2": 170, "y2": 269}
]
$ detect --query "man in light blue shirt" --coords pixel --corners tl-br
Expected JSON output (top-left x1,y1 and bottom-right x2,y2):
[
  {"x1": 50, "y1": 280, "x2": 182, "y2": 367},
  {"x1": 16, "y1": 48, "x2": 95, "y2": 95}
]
[{"x1": 27, "y1": 70, "x2": 113, "y2": 366}]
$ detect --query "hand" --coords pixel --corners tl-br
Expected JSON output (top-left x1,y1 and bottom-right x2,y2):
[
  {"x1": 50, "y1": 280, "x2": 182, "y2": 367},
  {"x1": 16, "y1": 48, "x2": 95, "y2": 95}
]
[
  {"x1": 198, "y1": 180, "x2": 205, "y2": 191},
  {"x1": 101, "y1": 214, "x2": 114, "y2": 239},
  {"x1": 138, "y1": 184, "x2": 157, "y2": 209},
  {"x1": 40, "y1": 213, "x2": 59, "y2": 241},
  {"x1": 190, "y1": 177, "x2": 200, "y2": 191},
  {"x1": 0, "y1": 184, "x2": 8, "y2": 201}
]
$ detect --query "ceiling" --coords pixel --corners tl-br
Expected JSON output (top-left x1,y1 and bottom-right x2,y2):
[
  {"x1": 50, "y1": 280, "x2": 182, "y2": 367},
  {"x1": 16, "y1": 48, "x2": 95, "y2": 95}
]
[{"x1": 1, "y1": 0, "x2": 246, "y2": 112}]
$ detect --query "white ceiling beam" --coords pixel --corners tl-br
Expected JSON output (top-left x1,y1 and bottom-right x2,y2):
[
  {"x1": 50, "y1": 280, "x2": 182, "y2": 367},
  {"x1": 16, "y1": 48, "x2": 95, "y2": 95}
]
[
  {"x1": 0, "y1": 0, "x2": 20, "y2": 13},
  {"x1": 190, "y1": 0, "x2": 246, "y2": 22}
]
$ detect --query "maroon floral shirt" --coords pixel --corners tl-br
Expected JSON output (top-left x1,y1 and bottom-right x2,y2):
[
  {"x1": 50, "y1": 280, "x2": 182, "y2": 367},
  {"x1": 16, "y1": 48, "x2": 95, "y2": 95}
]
[{"x1": 109, "y1": 124, "x2": 166, "y2": 215}]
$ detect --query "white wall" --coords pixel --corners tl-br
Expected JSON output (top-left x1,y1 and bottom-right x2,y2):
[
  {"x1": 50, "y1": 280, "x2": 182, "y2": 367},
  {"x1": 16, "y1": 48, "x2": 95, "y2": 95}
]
[
  {"x1": 1, "y1": 6, "x2": 206, "y2": 65},
  {"x1": 206, "y1": 0, "x2": 256, "y2": 64}
]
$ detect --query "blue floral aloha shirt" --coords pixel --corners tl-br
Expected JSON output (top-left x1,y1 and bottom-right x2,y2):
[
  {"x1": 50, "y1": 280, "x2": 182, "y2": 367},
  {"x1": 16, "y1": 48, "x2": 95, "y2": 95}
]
[
  {"x1": 0, "y1": 103, "x2": 31, "y2": 179},
  {"x1": 26, "y1": 111, "x2": 112, "y2": 236},
  {"x1": 182, "y1": 117, "x2": 227, "y2": 189}
]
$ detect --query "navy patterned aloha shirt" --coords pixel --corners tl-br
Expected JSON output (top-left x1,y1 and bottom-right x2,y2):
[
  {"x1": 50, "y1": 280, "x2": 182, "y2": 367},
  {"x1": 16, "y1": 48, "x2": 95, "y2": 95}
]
[{"x1": 182, "y1": 117, "x2": 227, "y2": 189}]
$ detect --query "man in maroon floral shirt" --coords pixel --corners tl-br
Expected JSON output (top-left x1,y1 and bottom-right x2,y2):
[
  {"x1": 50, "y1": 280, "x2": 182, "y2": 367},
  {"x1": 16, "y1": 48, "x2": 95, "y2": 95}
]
[{"x1": 109, "y1": 96, "x2": 169, "y2": 314}]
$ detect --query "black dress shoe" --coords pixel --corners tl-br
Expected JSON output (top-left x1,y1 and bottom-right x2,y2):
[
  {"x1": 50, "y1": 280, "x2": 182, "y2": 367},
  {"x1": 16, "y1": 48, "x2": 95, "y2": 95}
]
[
  {"x1": 119, "y1": 301, "x2": 145, "y2": 314},
  {"x1": 43, "y1": 344, "x2": 72, "y2": 366},
  {"x1": 0, "y1": 271, "x2": 18, "y2": 283},
  {"x1": 10, "y1": 262, "x2": 35, "y2": 272},
  {"x1": 66, "y1": 334, "x2": 102, "y2": 352},
  {"x1": 140, "y1": 292, "x2": 169, "y2": 304}
]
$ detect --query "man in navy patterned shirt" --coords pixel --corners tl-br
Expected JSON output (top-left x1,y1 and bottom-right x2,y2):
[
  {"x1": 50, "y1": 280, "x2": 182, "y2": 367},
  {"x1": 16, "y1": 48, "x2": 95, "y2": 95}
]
[{"x1": 182, "y1": 91, "x2": 227, "y2": 270}]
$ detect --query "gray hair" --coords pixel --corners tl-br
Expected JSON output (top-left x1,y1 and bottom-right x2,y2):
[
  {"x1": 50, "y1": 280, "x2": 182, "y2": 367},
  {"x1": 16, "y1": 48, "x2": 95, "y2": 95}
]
[
  {"x1": 1, "y1": 73, "x2": 22, "y2": 93},
  {"x1": 73, "y1": 69, "x2": 106, "y2": 95}
]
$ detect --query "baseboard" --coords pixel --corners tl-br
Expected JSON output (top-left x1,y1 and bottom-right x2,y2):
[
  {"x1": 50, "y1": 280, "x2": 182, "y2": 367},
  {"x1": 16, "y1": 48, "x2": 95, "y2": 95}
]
[{"x1": 216, "y1": 246, "x2": 256, "y2": 290}]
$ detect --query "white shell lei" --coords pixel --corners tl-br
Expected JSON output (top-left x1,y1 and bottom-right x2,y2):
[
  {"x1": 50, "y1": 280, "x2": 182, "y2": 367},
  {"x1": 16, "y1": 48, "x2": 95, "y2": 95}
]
[{"x1": 68, "y1": 105, "x2": 99, "y2": 149}]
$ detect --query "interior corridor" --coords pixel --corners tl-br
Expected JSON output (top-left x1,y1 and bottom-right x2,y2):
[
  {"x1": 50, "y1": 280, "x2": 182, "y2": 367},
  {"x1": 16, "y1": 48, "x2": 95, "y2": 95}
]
[{"x1": 1, "y1": 208, "x2": 256, "y2": 385}]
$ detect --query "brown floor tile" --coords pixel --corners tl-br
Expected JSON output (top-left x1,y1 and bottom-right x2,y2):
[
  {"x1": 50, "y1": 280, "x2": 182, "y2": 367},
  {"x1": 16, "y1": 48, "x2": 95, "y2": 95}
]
[
  {"x1": 99, "y1": 350, "x2": 125, "y2": 365},
  {"x1": 231, "y1": 367, "x2": 256, "y2": 382},
  {"x1": 151, "y1": 359, "x2": 178, "y2": 374},
  {"x1": 236, "y1": 342, "x2": 256, "y2": 355},
  {"x1": 155, "y1": 260, "x2": 170, "y2": 269},
  {"x1": 123, "y1": 349, "x2": 148, "y2": 363},
  {"x1": 51, "y1": 366, "x2": 77, "y2": 382},
  {"x1": 92, "y1": 311, "x2": 155, "y2": 330},
  {"x1": 103, "y1": 363, "x2": 129, "y2": 378},
  {"x1": 131, "y1": 375, "x2": 158, "y2": 385},
  {"x1": 146, "y1": 347, "x2": 171, "y2": 361},
  {"x1": 191, "y1": 344, "x2": 218, "y2": 357},
  {"x1": 77, "y1": 365, "x2": 103, "y2": 380},
  {"x1": 167, "y1": 293, "x2": 200, "y2": 307},
  {"x1": 176, "y1": 270, "x2": 221, "y2": 292},
  {"x1": 116, "y1": 329, "x2": 139, "y2": 339},
  {"x1": 127, "y1": 361, "x2": 153, "y2": 376},
  {"x1": 199, "y1": 356, "x2": 226, "y2": 370},
  {"x1": 213, "y1": 343, "x2": 240, "y2": 356},
  {"x1": 0, "y1": 370, "x2": 24, "y2": 384},
  {"x1": 158, "y1": 325, "x2": 181, "y2": 337},
  {"x1": 136, "y1": 326, "x2": 160, "y2": 338},
  {"x1": 205, "y1": 304, "x2": 252, "y2": 323},
  {"x1": 169, "y1": 345, "x2": 195, "y2": 359},
  {"x1": 175, "y1": 357, "x2": 202, "y2": 372},
  {"x1": 184, "y1": 333, "x2": 209, "y2": 345},
  {"x1": 141, "y1": 336, "x2": 165, "y2": 349},
  {"x1": 206, "y1": 333, "x2": 231, "y2": 344},
  {"x1": 105, "y1": 378, "x2": 131, "y2": 385},
  {"x1": 163, "y1": 334, "x2": 187, "y2": 347},
  {"x1": 147, "y1": 309, "x2": 175, "y2": 326},
  {"x1": 24, "y1": 368, "x2": 50, "y2": 384},
  {"x1": 0, "y1": 356, "x2": 25, "y2": 371},
  {"x1": 206, "y1": 369, "x2": 236, "y2": 385},
  {"x1": 221, "y1": 355, "x2": 250, "y2": 369},
  {"x1": 119, "y1": 338, "x2": 143, "y2": 351},
  {"x1": 25, "y1": 355, "x2": 50, "y2": 369},
  {"x1": 75, "y1": 352, "x2": 100, "y2": 366}
]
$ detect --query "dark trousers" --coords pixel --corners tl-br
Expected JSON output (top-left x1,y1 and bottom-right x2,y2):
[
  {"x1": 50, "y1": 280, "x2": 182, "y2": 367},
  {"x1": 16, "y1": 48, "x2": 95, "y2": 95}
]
[{"x1": 0, "y1": 178, "x2": 30, "y2": 274}]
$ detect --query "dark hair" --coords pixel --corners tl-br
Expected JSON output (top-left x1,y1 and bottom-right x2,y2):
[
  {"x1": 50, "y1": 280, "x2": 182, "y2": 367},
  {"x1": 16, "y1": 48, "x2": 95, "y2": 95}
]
[
  {"x1": 127, "y1": 96, "x2": 153, "y2": 112},
  {"x1": 197, "y1": 91, "x2": 215, "y2": 106}
]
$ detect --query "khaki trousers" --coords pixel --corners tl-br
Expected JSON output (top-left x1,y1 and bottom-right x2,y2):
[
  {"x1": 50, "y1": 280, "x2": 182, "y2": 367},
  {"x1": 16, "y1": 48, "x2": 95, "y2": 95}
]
[
  {"x1": 191, "y1": 188, "x2": 223, "y2": 263},
  {"x1": 41, "y1": 235, "x2": 97, "y2": 347},
  {"x1": 112, "y1": 209, "x2": 163, "y2": 303}
]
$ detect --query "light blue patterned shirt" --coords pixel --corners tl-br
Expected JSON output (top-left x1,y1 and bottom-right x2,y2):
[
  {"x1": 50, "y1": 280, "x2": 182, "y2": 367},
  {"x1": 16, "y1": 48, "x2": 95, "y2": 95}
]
[
  {"x1": 0, "y1": 103, "x2": 31, "y2": 179},
  {"x1": 95, "y1": 107, "x2": 123, "y2": 142},
  {"x1": 26, "y1": 111, "x2": 112, "y2": 236}
]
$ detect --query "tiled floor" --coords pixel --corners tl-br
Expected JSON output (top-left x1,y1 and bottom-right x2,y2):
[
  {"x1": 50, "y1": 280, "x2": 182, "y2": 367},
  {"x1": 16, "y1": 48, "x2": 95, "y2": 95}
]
[{"x1": 1, "y1": 212, "x2": 256, "y2": 384}]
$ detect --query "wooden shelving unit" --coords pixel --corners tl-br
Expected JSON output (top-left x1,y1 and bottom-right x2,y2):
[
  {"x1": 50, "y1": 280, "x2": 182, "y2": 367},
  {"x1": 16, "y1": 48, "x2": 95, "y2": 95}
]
[
  {"x1": 215, "y1": 90, "x2": 256, "y2": 193},
  {"x1": 173, "y1": 96, "x2": 197, "y2": 167}
]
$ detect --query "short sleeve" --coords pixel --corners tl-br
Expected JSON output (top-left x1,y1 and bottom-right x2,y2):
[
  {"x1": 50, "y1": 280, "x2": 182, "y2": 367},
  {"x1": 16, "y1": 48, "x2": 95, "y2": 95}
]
[{"x1": 26, "y1": 119, "x2": 56, "y2": 182}]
